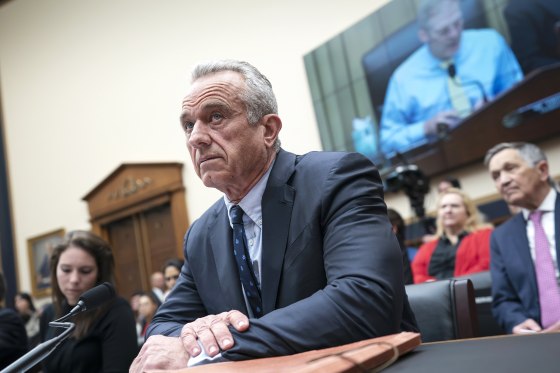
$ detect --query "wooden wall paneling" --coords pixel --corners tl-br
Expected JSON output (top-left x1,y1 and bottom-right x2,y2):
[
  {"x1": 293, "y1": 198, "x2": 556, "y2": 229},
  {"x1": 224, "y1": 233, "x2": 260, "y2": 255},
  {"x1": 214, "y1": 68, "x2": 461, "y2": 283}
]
[
  {"x1": 140, "y1": 203, "x2": 177, "y2": 275},
  {"x1": 83, "y1": 163, "x2": 189, "y2": 298},
  {"x1": 106, "y1": 215, "x2": 147, "y2": 298}
]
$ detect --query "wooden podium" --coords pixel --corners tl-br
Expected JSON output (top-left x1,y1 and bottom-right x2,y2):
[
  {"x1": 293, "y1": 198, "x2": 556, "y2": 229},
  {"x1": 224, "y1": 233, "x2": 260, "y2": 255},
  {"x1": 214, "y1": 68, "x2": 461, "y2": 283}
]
[
  {"x1": 400, "y1": 63, "x2": 560, "y2": 177},
  {"x1": 148, "y1": 332, "x2": 420, "y2": 373}
]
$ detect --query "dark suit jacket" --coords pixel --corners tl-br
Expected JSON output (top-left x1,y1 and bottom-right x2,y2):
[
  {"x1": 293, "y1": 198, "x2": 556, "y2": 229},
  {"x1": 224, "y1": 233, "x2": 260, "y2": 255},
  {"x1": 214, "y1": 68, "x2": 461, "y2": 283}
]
[
  {"x1": 0, "y1": 308, "x2": 28, "y2": 370},
  {"x1": 490, "y1": 192, "x2": 560, "y2": 333},
  {"x1": 148, "y1": 149, "x2": 417, "y2": 360}
]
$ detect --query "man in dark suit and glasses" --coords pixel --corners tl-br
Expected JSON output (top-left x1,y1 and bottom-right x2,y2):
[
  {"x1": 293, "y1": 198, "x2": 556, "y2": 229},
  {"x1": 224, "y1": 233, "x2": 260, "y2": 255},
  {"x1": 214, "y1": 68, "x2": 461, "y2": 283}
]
[{"x1": 131, "y1": 59, "x2": 417, "y2": 371}]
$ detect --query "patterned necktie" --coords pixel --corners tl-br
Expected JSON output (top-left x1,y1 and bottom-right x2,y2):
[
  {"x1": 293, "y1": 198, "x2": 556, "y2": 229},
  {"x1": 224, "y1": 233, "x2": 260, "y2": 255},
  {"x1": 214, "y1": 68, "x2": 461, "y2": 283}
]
[
  {"x1": 530, "y1": 210, "x2": 560, "y2": 328},
  {"x1": 230, "y1": 205, "x2": 263, "y2": 318},
  {"x1": 441, "y1": 60, "x2": 471, "y2": 118}
]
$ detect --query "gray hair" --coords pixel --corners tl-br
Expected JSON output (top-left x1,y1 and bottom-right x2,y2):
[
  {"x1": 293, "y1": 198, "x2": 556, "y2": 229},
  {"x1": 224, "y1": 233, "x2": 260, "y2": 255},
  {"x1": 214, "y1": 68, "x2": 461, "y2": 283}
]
[
  {"x1": 484, "y1": 142, "x2": 556, "y2": 187},
  {"x1": 417, "y1": 0, "x2": 460, "y2": 30},
  {"x1": 191, "y1": 59, "x2": 281, "y2": 150}
]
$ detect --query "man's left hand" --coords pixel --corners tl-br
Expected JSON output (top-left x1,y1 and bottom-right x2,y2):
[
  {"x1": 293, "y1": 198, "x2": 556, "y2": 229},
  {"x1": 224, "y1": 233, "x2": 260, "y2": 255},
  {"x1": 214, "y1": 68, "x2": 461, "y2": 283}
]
[{"x1": 181, "y1": 310, "x2": 250, "y2": 357}]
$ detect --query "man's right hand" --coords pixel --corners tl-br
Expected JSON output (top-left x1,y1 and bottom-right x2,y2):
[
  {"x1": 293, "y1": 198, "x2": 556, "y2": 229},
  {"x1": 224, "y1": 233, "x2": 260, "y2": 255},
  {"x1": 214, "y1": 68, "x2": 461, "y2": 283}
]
[
  {"x1": 129, "y1": 335, "x2": 189, "y2": 372},
  {"x1": 512, "y1": 318, "x2": 542, "y2": 334},
  {"x1": 424, "y1": 110, "x2": 462, "y2": 136},
  {"x1": 181, "y1": 310, "x2": 250, "y2": 358}
]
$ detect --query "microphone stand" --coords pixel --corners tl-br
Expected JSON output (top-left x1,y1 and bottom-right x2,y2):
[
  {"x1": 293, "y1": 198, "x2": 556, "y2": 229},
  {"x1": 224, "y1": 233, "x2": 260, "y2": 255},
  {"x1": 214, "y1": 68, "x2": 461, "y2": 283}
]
[
  {"x1": 0, "y1": 322, "x2": 75, "y2": 373},
  {"x1": 1, "y1": 282, "x2": 115, "y2": 373}
]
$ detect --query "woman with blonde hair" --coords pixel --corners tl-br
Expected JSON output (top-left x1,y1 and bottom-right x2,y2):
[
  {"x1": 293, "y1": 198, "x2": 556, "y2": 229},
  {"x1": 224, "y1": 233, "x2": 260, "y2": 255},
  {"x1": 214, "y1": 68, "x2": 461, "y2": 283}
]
[{"x1": 412, "y1": 188, "x2": 493, "y2": 283}]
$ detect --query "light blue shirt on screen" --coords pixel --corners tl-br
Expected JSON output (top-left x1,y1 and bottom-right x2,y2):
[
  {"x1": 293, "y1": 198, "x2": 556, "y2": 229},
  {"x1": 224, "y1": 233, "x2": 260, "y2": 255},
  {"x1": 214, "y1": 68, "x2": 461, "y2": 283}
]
[{"x1": 380, "y1": 29, "x2": 523, "y2": 155}]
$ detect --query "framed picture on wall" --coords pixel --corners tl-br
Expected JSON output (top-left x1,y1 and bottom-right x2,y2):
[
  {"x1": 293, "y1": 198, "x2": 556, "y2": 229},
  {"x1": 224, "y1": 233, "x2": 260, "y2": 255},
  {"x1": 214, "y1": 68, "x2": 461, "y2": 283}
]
[{"x1": 27, "y1": 228, "x2": 65, "y2": 298}]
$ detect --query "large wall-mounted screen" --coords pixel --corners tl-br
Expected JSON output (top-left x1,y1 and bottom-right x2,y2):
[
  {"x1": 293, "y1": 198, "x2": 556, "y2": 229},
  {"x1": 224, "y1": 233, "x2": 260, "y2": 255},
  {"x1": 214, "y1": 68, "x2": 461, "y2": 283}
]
[{"x1": 304, "y1": 0, "x2": 560, "y2": 177}]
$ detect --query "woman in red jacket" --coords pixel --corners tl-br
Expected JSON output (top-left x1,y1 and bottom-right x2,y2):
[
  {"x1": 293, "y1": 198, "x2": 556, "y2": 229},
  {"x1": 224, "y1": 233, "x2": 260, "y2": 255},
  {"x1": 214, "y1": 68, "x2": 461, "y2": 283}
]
[{"x1": 412, "y1": 188, "x2": 493, "y2": 283}]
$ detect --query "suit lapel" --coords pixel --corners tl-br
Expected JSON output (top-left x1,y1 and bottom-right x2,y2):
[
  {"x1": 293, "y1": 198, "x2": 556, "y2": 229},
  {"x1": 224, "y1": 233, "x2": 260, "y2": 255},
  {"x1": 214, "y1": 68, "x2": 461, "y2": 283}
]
[
  {"x1": 209, "y1": 204, "x2": 248, "y2": 314},
  {"x1": 510, "y1": 213, "x2": 539, "y2": 296},
  {"x1": 261, "y1": 150, "x2": 296, "y2": 314}
]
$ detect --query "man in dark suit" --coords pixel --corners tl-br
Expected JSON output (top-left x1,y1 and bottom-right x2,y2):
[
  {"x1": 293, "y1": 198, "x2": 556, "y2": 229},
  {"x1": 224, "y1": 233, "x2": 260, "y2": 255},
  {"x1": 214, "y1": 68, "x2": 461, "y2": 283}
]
[
  {"x1": 130, "y1": 60, "x2": 416, "y2": 370},
  {"x1": 485, "y1": 142, "x2": 560, "y2": 334}
]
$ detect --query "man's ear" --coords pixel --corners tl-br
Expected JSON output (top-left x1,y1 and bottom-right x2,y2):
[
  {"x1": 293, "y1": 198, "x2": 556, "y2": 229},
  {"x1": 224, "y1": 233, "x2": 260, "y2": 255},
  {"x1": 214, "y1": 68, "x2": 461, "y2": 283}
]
[
  {"x1": 536, "y1": 160, "x2": 550, "y2": 182},
  {"x1": 261, "y1": 114, "x2": 282, "y2": 148}
]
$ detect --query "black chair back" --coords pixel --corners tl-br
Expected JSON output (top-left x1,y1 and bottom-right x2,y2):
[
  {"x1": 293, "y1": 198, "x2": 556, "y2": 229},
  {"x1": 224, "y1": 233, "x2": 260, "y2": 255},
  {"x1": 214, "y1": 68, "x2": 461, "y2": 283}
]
[
  {"x1": 454, "y1": 271, "x2": 505, "y2": 336},
  {"x1": 405, "y1": 278, "x2": 479, "y2": 342}
]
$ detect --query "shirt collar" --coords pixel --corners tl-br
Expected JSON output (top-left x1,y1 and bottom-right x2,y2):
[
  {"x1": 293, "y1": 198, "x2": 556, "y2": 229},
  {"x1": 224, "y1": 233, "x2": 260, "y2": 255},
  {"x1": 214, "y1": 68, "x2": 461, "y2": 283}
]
[
  {"x1": 224, "y1": 159, "x2": 275, "y2": 227},
  {"x1": 441, "y1": 230, "x2": 469, "y2": 243},
  {"x1": 522, "y1": 188, "x2": 557, "y2": 221}
]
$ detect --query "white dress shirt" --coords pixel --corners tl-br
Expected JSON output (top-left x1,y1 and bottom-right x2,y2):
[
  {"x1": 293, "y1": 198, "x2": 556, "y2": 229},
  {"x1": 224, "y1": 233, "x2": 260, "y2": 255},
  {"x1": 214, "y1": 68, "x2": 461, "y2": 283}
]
[{"x1": 188, "y1": 161, "x2": 274, "y2": 367}]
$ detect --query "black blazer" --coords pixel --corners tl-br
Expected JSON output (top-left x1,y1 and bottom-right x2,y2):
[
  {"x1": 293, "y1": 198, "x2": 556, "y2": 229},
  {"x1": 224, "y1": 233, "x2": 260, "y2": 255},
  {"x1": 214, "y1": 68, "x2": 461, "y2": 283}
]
[
  {"x1": 0, "y1": 308, "x2": 28, "y2": 369},
  {"x1": 149, "y1": 149, "x2": 417, "y2": 359},
  {"x1": 40, "y1": 297, "x2": 138, "y2": 372}
]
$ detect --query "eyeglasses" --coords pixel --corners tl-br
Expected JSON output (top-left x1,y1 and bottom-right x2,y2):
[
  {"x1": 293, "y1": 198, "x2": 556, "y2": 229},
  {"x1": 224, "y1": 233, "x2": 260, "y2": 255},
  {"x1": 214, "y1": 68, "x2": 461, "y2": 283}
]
[{"x1": 165, "y1": 275, "x2": 179, "y2": 282}]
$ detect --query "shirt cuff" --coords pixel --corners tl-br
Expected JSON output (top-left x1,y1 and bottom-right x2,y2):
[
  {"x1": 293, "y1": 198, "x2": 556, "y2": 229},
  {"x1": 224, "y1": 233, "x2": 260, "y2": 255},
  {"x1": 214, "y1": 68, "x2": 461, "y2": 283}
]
[{"x1": 187, "y1": 341, "x2": 229, "y2": 367}]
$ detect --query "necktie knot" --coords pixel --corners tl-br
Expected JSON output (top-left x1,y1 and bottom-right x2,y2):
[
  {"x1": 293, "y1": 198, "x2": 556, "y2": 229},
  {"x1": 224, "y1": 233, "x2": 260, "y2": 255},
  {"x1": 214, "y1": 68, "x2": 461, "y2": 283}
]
[
  {"x1": 230, "y1": 205, "x2": 244, "y2": 225},
  {"x1": 440, "y1": 59, "x2": 453, "y2": 70},
  {"x1": 529, "y1": 210, "x2": 544, "y2": 224}
]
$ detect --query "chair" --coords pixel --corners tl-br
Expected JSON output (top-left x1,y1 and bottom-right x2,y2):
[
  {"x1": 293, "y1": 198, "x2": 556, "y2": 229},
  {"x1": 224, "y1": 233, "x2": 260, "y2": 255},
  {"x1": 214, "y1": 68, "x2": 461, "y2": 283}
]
[
  {"x1": 405, "y1": 278, "x2": 478, "y2": 343},
  {"x1": 454, "y1": 271, "x2": 505, "y2": 337}
]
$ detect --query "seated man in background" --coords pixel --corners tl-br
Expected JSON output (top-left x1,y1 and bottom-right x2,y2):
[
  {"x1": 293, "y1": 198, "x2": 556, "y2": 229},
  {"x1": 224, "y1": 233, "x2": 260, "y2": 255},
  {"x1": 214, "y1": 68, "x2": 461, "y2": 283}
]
[
  {"x1": 485, "y1": 142, "x2": 560, "y2": 334},
  {"x1": 380, "y1": 0, "x2": 522, "y2": 155},
  {"x1": 131, "y1": 59, "x2": 417, "y2": 371},
  {"x1": 150, "y1": 271, "x2": 165, "y2": 305},
  {"x1": 412, "y1": 188, "x2": 492, "y2": 283},
  {"x1": 437, "y1": 176, "x2": 461, "y2": 194}
]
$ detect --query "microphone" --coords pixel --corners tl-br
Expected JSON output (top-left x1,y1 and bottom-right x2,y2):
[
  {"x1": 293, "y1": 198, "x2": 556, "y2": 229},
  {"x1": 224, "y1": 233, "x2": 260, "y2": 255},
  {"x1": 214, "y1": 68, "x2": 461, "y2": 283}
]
[
  {"x1": 1, "y1": 283, "x2": 115, "y2": 373},
  {"x1": 436, "y1": 122, "x2": 450, "y2": 140},
  {"x1": 503, "y1": 92, "x2": 560, "y2": 129},
  {"x1": 447, "y1": 62, "x2": 488, "y2": 104},
  {"x1": 56, "y1": 282, "x2": 116, "y2": 322}
]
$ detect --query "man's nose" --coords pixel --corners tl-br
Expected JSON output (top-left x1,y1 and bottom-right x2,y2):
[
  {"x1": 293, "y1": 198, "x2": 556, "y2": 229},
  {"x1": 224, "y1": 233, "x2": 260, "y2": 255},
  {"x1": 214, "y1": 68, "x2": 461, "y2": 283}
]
[
  {"x1": 497, "y1": 174, "x2": 511, "y2": 187},
  {"x1": 449, "y1": 23, "x2": 461, "y2": 39},
  {"x1": 188, "y1": 122, "x2": 211, "y2": 148}
]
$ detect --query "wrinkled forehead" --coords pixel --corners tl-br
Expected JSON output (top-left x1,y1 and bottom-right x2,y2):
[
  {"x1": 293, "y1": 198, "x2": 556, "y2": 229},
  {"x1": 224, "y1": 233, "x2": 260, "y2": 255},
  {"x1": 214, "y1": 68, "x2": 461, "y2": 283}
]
[
  {"x1": 425, "y1": 1, "x2": 462, "y2": 32},
  {"x1": 182, "y1": 71, "x2": 245, "y2": 109},
  {"x1": 489, "y1": 148, "x2": 528, "y2": 170}
]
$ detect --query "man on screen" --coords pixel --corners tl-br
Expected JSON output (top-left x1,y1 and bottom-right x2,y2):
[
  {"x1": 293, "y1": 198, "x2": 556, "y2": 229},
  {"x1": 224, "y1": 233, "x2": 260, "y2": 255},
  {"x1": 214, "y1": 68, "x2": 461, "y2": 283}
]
[
  {"x1": 130, "y1": 59, "x2": 417, "y2": 371},
  {"x1": 380, "y1": 0, "x2": 523, "y2": 155}
]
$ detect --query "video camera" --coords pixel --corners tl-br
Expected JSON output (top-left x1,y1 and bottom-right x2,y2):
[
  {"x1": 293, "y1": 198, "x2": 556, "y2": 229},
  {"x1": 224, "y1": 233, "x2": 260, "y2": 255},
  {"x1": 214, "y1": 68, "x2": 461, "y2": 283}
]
[{"x1": 384, "y1": 164, "x2": 430, "y2": 218}]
